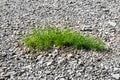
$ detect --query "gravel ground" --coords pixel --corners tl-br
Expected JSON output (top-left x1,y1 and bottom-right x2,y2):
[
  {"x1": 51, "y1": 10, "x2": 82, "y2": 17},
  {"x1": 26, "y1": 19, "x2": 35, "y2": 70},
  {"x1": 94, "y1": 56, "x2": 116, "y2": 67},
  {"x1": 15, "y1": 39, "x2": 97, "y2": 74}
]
[{"x1": 0, "y1": 0, "x2": 120, "y2": 80}]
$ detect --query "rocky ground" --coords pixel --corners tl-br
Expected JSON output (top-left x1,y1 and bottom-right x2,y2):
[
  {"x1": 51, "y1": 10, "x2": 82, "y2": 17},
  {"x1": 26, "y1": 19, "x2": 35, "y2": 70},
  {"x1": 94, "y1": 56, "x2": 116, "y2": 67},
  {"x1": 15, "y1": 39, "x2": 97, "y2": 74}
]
[{"x1": 0, "y1": 0, "x2": 120, "y2": 80}]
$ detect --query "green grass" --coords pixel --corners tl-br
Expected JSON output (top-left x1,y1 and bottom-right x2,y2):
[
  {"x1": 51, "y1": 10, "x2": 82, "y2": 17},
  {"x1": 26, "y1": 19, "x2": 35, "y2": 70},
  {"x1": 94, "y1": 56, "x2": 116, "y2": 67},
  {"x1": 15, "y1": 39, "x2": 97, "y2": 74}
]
[{"x1": 22, "y1": 25, "x2": 105, "y2": 51}]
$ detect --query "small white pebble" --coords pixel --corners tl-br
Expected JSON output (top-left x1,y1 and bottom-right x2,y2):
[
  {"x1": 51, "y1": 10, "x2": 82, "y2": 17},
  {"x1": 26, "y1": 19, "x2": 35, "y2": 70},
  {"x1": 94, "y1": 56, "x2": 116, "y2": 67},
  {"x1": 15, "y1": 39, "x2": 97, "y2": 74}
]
[
  {"x1": 67, "y1": 53, "x2": 73, "y2": 59},
  {"x1": 37, "y1": 55, "x2": 42, "y2": 60},
  {"x1": 22, "y1": 65, "x2": 32, "y2": 69},
  {"x1": 100, "y1": 63, "x2": 104, "y2": 68},
  {"x1": 114, "y1": 68, "x2": 120, "y2": 71},
  {"x1": 108, "y1": 21, "x2": 116, "y2": 26},
  {"x1": 111, "y1": 73, "x2": 120, "y2": 79},
  {"x1": 59, "y1": 78, "x2": 65, "y2": 80},
  {"x1": 54, "y1": 49, "x2": 58, "y2": 53},
  {"x1": 46, "y1": 61, "x2": 53, "y2": 66}
]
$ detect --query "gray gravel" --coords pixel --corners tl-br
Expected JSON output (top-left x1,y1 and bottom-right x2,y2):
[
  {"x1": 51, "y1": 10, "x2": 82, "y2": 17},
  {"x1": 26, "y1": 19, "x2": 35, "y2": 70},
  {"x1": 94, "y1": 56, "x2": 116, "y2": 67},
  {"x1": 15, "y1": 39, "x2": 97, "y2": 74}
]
[{"x1": 0, "y1": 0, "x2": 120, "y2": 80}]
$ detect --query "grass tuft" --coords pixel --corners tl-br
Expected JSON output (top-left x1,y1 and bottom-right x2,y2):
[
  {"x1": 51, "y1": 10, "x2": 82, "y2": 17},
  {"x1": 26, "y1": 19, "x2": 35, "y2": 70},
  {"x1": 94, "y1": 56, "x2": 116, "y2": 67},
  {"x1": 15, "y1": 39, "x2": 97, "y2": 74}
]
[{"x1": 22, "y1": 25, "x2": 105, "y2": 51}]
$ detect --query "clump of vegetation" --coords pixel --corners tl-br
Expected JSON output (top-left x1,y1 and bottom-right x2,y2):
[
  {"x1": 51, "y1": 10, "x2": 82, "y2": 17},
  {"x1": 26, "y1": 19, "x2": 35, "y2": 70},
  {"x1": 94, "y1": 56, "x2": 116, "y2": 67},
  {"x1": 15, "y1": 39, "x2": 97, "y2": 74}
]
[{"x1": 22, "y1": 25, "x2": 105, "y2": 51}]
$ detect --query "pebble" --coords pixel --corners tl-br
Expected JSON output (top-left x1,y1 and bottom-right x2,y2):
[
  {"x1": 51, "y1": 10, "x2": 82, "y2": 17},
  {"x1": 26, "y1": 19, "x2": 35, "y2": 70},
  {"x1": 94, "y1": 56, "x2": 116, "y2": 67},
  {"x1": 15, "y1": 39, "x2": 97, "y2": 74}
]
[
  {"x1": 81, "y1": 25, "x2": 93, "y2": 31},
  {"x1": 22, "y1": 65, "x2": 32, "y2": 69},
  {"x1": 58, "y1": 57, "x2": 67, "y2": 65},
  {"x1": 67, "y1": 53, "x2": 74, "y2": 59},
  {"x1": 36, "y1": 55, "x2": 42, "y2": 60},
  {"x1": 108, "y1": 21, "x2": 116, "y2": 27},
  {"x1": 59, "y1": 78, "x2": 66, "y2": 80},
  {"x1": 46, "y1": 60, "x2": 53, "y2": 66},
  {"x1": 111, "y1": 73, "x2": 120, "y2": 79},
  {"x1": 113, "y1": 67, "x2": 120, "y2": 71}
]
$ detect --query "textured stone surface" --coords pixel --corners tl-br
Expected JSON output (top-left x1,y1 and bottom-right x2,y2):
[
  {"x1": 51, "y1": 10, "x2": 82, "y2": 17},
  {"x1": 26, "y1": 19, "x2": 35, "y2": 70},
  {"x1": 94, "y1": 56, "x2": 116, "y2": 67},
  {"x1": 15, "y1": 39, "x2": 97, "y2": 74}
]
[{"x1": 0, "y1": 0, "x2": 120, "y2": 80}]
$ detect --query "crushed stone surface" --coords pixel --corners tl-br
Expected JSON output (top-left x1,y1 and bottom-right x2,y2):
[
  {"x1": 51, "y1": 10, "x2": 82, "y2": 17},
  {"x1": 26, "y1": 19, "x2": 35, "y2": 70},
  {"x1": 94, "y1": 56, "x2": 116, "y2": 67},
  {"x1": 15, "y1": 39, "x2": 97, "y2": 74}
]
[{"x1": 0, "y1": 0, "x2": 120, "y2": 80}]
